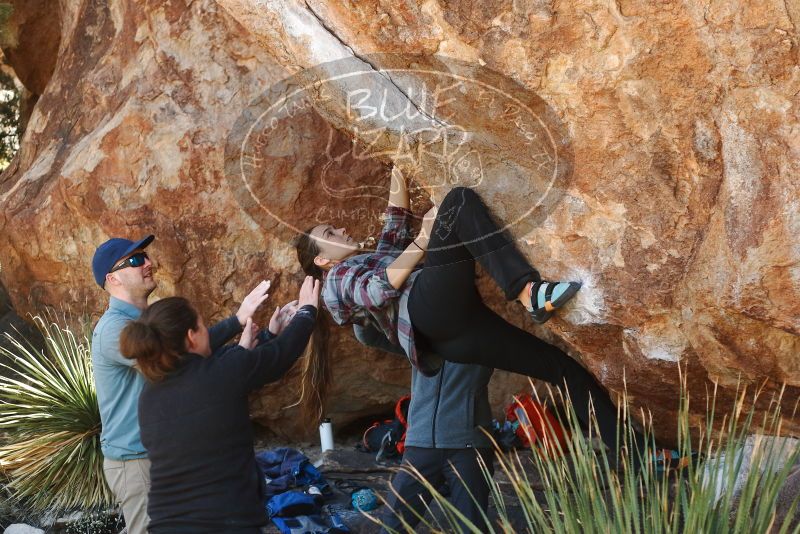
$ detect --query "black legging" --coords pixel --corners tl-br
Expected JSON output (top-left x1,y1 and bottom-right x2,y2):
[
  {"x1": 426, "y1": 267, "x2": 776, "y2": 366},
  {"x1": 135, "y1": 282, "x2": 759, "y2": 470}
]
[{"x1": 408, "y1": 187, "x2": 644, "y2": 464}]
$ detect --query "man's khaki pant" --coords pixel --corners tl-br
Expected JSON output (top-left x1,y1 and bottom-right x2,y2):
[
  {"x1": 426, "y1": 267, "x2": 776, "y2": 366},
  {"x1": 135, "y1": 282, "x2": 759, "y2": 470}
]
[{"x1": 103, "y1": 457, "x2": 151, "y2": 534}]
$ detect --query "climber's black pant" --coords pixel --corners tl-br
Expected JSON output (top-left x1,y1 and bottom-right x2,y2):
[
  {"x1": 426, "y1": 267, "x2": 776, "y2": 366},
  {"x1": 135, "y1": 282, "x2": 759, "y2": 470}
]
[
  {"x1": 409, "y1": 187, "x2": 643, "y2": 463},
  {"x1": 380, "y1": 447, "x2": 494, "y2": 533}
]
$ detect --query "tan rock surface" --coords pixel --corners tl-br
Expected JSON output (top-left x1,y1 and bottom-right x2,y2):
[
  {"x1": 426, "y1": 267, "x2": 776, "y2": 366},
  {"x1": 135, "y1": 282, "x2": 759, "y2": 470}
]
[{"x1": 1, "y1": 0, "x2": 798, "y2": 441}]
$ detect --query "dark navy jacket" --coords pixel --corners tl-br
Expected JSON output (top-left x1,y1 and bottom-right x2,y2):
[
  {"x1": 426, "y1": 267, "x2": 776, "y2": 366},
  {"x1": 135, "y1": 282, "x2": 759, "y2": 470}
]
[{"x1": 139, "y1": 306, "x2": 317, "y2": 533}]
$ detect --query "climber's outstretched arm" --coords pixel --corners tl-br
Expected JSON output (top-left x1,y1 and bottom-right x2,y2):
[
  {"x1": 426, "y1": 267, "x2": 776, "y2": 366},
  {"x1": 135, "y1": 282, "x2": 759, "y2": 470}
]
[{"x1": 387, "y1": 166, "x2": 410, "y2": 210}]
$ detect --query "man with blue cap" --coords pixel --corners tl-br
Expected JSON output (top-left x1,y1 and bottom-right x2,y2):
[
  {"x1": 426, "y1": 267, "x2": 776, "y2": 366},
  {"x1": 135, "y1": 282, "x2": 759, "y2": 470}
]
[
  {"x1": 91, "y1": 234, "x2": 159, "y2": 534},
  {"x1": 91, "y1": 235, "x2": 273, "y2": 533}
]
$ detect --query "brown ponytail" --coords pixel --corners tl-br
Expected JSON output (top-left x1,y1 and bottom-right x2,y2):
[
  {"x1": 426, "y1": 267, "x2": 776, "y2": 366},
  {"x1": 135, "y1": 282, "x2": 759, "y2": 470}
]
[
  {"x1": 120, "y1": 297, "x2": 199, "y2": 382},
  {"x1": 294, "y1": 229, "x2": 331, "y2": 424}
]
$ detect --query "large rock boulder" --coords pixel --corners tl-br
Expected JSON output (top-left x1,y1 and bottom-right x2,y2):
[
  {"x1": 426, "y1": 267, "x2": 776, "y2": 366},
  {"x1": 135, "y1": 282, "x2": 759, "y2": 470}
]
[{"x1": 0, "y1": 0, "x2": 797, "y2": 441}]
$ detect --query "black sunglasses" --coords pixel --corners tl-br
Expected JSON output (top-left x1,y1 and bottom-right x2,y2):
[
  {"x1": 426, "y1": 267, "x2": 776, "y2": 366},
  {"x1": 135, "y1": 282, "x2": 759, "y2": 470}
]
[{"x1": 109, "y1": 251, "x2": 149, "y2": 273}]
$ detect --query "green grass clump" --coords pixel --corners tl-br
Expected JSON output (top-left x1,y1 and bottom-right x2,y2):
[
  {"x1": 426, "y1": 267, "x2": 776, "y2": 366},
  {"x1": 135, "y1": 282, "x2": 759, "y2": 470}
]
[
  {"x1": 0, "y1": 315, "x2": 113, "y2": 514},
  {"x1": 378, "y1": 373, "x2": 800, "y2": 534}
]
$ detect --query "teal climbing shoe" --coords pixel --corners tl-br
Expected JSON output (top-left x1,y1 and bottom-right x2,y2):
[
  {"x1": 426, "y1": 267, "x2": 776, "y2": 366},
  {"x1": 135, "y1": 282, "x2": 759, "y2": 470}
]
[{"x1": 528, "y1": 280, "x2": 581, "y2": 324}]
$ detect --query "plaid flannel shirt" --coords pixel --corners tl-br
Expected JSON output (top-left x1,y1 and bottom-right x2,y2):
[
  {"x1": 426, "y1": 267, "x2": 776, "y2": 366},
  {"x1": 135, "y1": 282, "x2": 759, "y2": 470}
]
[{"x1": 322, "y1": 206, "x2": 440, "y2": 376}]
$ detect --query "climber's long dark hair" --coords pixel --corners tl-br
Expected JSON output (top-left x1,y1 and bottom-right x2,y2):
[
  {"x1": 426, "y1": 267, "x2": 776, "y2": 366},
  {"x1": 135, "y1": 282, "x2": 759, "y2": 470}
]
[
  {"x1": 294, "y1": 229, "x2": 332, "y2": 425},
  {"x1": 295, "y1": 230, "x2": 324, "y2": 279}
]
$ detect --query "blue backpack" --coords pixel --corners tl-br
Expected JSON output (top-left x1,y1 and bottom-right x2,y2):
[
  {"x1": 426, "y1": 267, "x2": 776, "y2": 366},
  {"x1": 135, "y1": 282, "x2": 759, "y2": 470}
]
[
  {"x1": 267, "y1": 491, "x2": 348, "y2": 534},
  {"x1": 255, "y1": 448, "x2": 330, "y2": 498},
  {"x1": 270, "y1": 514, "x2": 349, "y2": 534},
  {"x1": 257, "y1": 448, "x2": 348, "y2": 534}
]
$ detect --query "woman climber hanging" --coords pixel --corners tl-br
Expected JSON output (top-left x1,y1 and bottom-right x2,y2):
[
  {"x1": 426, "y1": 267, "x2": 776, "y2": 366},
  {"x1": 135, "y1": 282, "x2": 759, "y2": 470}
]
[{"x1": 295, "y1": 166, "x2": 645, "y2": 466}]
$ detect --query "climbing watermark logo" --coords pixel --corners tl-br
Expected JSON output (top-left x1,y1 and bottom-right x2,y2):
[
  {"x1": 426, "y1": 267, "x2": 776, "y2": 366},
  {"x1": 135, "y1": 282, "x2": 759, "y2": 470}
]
[{"x1": 225, "y1": 54, "x2": 572, "y2": 252}]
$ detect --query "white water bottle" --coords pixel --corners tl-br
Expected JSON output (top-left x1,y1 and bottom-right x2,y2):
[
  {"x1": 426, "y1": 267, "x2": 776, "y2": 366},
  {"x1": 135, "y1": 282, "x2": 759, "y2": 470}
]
[{"x1": 319, "y1": 418, "x2": 334, "y2": 452}]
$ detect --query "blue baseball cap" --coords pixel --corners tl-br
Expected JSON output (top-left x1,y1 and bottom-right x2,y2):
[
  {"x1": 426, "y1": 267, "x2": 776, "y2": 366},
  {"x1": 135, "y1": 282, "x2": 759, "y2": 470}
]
[{"x1": 92, "y1": 235, "x2": 155, "y2": 288}]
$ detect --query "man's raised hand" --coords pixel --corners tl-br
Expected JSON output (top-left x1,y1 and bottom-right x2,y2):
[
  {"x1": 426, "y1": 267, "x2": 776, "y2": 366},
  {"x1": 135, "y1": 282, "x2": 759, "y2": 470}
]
[
  {"x1": 238, "y1": 317, "x2": 259, "y2": 350},
  {"x1": 236, "y1": 280, "x2": 271, "y2": 327}
]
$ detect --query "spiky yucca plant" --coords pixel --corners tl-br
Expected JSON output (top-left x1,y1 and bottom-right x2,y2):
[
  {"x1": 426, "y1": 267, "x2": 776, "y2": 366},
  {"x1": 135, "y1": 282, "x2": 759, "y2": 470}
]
[
  {"x1": 0, "y1": 315, "x2": 113, "y2": 513},
  {"x1": 376, "y1": 373, "x2": 800, "y2": 534}
]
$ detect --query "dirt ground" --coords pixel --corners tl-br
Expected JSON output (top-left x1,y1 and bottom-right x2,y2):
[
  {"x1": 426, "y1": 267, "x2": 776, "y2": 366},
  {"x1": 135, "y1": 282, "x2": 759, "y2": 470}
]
[{"x1": 256, "y1": 442, "x2": 546, "y2": 534}]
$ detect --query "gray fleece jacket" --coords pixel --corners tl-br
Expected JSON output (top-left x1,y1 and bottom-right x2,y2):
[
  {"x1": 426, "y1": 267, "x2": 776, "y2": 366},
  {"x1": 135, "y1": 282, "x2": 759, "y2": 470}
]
[{"x1": 354, "y1": 324, "x2": 494, "y2": 449}]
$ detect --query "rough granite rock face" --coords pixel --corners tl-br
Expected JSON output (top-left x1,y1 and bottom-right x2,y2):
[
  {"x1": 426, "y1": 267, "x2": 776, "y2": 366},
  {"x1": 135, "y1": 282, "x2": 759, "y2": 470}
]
[{"x1": 0, "y1": 0, "x2": 798, "y2": 442}]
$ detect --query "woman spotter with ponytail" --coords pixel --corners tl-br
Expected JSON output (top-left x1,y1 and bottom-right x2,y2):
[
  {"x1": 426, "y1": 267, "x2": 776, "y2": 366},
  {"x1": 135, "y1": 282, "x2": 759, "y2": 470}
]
[
  {"x1": 296, "y1": 167, "x2": 645, "y2": 467},
  {"x1": 120, "y1": 277, "x2": 320, "y2": 533}
]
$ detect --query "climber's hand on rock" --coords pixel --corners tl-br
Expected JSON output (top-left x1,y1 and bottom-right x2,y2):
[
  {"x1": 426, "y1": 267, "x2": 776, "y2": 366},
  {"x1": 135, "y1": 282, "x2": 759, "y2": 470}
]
[
  {"x1": 389, "y1": 166, "x2": 411, "y2": 209},
  {"x1": 417, "y1": 205, "x2": 438, "y2": 246}
]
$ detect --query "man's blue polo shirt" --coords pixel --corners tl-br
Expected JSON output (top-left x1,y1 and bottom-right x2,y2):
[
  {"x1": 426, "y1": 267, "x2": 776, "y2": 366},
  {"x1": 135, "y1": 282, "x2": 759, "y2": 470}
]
[{"x1": 92, "y1": 296, "x2": 147, "y2": 460}]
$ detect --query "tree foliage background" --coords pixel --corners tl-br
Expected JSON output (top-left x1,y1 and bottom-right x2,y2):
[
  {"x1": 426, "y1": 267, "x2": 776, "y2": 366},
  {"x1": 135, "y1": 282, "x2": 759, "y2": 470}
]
[{"x1": 0, "y1": 2, "x2": 20, "y2": 171}]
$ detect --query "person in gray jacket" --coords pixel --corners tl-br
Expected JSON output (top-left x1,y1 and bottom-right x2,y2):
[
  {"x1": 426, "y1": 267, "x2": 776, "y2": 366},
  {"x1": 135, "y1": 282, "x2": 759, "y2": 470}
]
[
  {"x1": 355, "y1": 325, "x2": 495, "y2": 533},
  {"x1": 386, "y1": 363, "x2": 495, "y2": 532}
]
